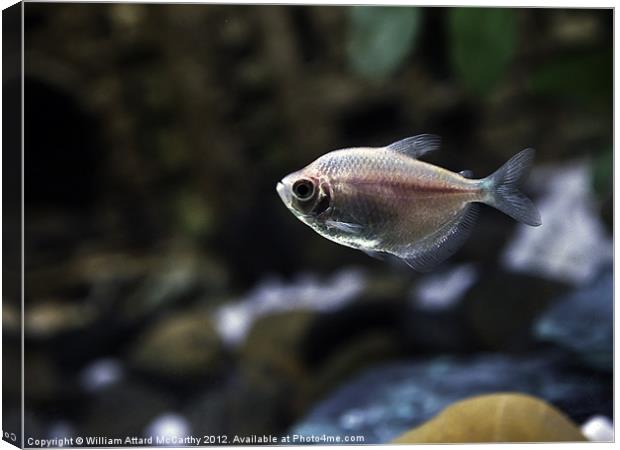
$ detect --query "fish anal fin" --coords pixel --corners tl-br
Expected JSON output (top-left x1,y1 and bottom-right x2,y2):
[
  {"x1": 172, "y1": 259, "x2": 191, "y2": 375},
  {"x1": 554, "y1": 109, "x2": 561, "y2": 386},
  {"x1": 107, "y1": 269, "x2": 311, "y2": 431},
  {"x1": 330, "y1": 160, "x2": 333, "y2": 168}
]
[
  {"x1": 385, "y1": 134, "x2": 441, "y2": 159},
  {"x1": 362, "y1": 249, "x2": 387, "y2": 260},
  {"x1": 400, "y1": 204, "x2": 479, "y2": 272}
]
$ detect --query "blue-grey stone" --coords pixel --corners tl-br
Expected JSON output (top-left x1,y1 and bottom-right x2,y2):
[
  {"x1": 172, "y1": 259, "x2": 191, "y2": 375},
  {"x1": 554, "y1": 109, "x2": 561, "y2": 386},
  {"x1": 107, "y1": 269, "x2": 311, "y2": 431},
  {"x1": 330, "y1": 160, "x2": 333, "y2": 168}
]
[
  {"x1": 290, "y1": 353, "x2": 611, "y2": 444},
  {"x1": 534, "y1": 266, "x2": 612, "y2": 371}
]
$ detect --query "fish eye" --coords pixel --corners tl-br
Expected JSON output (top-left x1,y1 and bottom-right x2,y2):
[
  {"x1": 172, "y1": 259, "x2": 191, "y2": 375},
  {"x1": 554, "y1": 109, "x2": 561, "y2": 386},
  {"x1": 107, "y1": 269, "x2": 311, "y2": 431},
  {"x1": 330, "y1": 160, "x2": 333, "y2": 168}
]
[{"x1": 292, "y1": 179, "x2": 315, "y2": 201}]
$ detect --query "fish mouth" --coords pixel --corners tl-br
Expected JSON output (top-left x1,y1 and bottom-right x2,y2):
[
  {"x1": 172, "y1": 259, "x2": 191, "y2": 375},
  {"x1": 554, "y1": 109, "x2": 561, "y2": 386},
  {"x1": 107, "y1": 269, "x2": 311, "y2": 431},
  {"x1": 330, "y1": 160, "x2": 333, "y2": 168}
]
[{"x1": 276, "y1": 181, "x2": 292, "y2": 206}]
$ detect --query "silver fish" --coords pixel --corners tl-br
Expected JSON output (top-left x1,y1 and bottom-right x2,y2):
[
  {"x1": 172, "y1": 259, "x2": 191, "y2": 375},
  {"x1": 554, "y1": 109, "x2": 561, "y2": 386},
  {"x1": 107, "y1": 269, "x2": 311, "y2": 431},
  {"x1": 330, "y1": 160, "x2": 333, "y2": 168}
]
[{"x1": 276, "y1": 135, "x2": 541, "y2": 271}]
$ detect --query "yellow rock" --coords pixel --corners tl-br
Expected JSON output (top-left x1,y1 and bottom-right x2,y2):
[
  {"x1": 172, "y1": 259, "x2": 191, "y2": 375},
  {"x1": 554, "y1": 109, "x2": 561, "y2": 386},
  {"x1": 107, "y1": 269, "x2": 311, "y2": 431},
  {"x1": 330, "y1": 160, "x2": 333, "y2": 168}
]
[{"x1": 392, "y1": 393, "x2": 586, "y2": 443}]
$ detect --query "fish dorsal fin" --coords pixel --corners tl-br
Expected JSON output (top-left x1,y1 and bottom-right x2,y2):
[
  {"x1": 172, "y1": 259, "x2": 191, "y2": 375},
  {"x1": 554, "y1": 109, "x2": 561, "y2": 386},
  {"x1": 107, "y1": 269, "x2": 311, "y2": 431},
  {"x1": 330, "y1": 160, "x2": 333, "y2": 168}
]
[
  {"x1": 385, "y1": 134, "x2": 441, "y2": 159},
  {"x1": 459, "y1": 170, "x2": 474, "y2": 178},
  {"x1": 400, "y1": 203, "x2": 479, "y2": 272}
]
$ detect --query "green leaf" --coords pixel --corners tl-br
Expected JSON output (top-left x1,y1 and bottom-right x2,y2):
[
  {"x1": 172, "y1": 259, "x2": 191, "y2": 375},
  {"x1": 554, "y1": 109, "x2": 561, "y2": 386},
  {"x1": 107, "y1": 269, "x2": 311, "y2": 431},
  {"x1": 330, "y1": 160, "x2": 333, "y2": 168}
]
[
  {"x1": 176, "y1": 190, "x2": 213, "y2": 237},
  {"x1": 347, "y1": 6, "x2": 421, "y2": 81},
  {"x1": 449, "y1": 8, "x2": 517, "y2": 96},
  {"x1": 528, "y1": 50, "x2": 612, "y2": 107},
  {"x1": 592, "y1": 147, "x2": 613, "y2": 197}
]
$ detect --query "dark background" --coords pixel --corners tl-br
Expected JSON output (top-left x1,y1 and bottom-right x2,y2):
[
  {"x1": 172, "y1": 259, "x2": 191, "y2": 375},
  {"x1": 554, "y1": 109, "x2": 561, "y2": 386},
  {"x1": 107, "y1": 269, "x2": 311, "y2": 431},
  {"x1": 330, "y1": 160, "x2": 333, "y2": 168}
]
[{"x1": 5, "y1": 3, "x2": 613, "y2": 444}]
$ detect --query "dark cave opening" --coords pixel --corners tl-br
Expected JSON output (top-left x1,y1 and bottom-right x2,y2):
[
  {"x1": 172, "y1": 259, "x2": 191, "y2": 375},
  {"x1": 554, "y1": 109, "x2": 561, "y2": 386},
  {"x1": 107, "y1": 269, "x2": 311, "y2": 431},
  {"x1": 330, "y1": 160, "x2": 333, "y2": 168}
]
[{"x1": 24, "y1": 77, "x2": 102, "y2": 212}]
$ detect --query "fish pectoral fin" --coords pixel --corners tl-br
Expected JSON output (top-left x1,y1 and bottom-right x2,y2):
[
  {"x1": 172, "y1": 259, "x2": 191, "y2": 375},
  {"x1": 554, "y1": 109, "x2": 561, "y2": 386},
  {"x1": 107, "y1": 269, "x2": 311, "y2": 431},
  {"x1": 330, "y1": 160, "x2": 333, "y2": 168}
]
[
  {"x1": 325, "y1": 220, "x2": 364, "y2": 235},
  {"x1": 385, "y1": 134, "x2": 441, "y2": 159},
  {"x1": 399, "y1": 204, "x2": 479, "y2": 272},
  {"x1": 362, "y1": 249, "x2": 387, "y2": 260},
  {"x1": 459, "y1": 170, "x2": 474, "y2": 178}
]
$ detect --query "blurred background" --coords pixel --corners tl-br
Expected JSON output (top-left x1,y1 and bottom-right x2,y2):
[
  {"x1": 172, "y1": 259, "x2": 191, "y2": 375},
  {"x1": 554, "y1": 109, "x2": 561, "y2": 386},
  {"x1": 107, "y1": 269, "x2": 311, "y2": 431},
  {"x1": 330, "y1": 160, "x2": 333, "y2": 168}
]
[{"x1": 3, "y1": 3, "x2": 613, "y2": 444}]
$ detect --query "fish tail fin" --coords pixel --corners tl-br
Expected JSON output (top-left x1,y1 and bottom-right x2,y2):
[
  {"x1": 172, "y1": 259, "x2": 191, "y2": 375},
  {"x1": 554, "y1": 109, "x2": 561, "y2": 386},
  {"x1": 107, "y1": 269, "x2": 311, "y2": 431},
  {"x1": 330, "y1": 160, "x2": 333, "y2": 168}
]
[{"x1": 482, "y1": 148, "x2": 542, "y2": 226}]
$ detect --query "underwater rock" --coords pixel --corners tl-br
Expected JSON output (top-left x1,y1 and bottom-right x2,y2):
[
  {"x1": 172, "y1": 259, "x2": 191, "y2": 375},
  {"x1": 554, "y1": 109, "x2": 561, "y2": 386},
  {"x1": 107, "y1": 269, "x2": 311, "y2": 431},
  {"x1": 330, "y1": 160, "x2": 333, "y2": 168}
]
[
  {"x1": 117, "y1": 248, "x2": 228, "y2": 325},
  {"x1": 236, "y1": 297, "x2": 423, "y2": 433},
  {"x1": 401, "y1": 263, "x2": 482, "y2": 354},
  {"x1": 392, "y1": 393, "x2": 585, "y2": 443},
  {"x1": 300, "y1": 299, "x2": 405, "y2": 368},
  {"x1": 128, "y1": 309, "x2": 225, "y2": 380},
  {"x1": 24, "y1": 300, "x2": 98, "y2": 339},
  {"x1": 239, "y1": 310, "x2": 315, "y2": 396},
  {"x1": 82, "y1": 383, "x2": 173, "y2": 439},
  {"x1": 410, "y1": 263, "x2": 479, "y2": 311},
  {"x1": 214, "y1": 268, "x2": 366, "y2": 347},
  {"x1": 79, "y1": 358, "x2": 124, "y2": 393},
  {"x1": 502, "y1": 161, "x2": 612, "y2": 285},
  {"x1": 398, "y1": 305, "x2": 476, "y2": 354},
  {"x1": 187, "y1": 369, "x2": 332, "y2": 438},
  {"x1": 226, "y1": 371, "x2": 306, "y2": 436},
  {"x1": 309, "y1": 332, "x2": 404, "y2": 402},
  {"x1": 534, "y1": 266, "x2": 612, "y2": 371},
  {"x1": 185, "y1": 387, "x2": 233, "y2": 436},
  {"x1": 234, "y1": 310, "x2": 317, "y2": 434},
  {"x1": 361, "y1": 270, "x2": 413, "y2": 302},
  {"x1": 290, "y1": 353, "x2": 611, "y2": 444},
  {"x1": 233, "y1": 289, "x2": 413, "y2": 434},
  {"x1": 581, "y1": 415, "x2": 614, "y2": 442},
  {"x1": 240, "y1": 310, "x2": 315, "y2": 379},
  {"x1": 144, "y1": 413, "x2": 191, "y2": 441},
  {"x1": 461, "y1": 270, "x2": 566, "y2": 351}
]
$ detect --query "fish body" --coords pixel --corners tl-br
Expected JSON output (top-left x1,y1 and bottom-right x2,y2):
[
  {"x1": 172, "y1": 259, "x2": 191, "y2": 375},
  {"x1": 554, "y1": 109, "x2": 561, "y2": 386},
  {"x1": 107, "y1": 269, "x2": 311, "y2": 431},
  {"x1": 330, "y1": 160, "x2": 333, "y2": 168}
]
[{"x1": 277, "y1": 135, "x2": 541, "y2": 271}]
